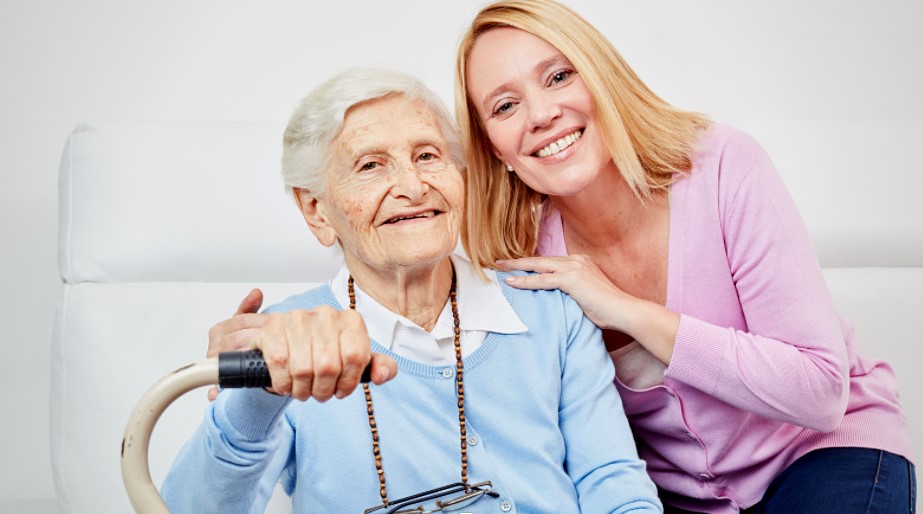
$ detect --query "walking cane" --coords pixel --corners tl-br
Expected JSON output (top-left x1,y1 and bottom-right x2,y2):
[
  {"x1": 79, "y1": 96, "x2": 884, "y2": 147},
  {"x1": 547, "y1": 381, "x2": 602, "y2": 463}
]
[{"x1": 120, "y1": 350, "x2": 272, "y2": 513}]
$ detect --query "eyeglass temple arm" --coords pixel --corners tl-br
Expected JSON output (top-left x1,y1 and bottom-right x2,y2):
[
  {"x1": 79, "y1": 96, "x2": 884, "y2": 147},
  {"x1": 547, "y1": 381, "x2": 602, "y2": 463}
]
[{"x1": 120, "y1": 350, "x2": 370, "y2": 513}]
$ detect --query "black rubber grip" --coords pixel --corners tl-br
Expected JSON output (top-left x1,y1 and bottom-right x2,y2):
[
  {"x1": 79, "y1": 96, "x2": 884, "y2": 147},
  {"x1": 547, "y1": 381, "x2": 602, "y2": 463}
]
[
  {"x1": 218, "y1": 350, "x2": 271, "y2": 388},
  {"x1": 218, "y1": 350, "x2": 373, "y2": 389}
]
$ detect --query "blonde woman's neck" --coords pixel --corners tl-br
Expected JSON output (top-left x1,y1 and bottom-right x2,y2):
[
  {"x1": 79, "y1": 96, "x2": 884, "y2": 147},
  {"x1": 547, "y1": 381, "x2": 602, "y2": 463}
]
[{"x1": 552, "y1": 169, "x2": 667, "y2": 251}]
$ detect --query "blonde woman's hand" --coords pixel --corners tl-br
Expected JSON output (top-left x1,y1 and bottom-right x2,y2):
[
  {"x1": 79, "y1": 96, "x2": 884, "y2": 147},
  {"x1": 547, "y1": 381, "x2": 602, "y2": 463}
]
[
  {"x1": 254, "y1": 306, "x2": 398, "y2": 402},
  {"x1": 497, "y1": 255, "x2": 679, "y2": 365},
  {"x1": 497, "y1": 255, "x2": 629, "y2": 330}
]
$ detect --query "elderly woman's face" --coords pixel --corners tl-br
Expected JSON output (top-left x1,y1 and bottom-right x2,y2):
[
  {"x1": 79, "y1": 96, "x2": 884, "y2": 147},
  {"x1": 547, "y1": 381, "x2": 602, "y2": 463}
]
[{"x1": 298, "y1": 95, "x2": 464, "y2": 275}]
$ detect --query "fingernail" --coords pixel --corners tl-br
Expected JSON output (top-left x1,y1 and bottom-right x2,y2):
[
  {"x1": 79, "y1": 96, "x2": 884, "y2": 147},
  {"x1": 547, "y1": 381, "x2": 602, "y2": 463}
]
[
  {"x1": 505, "y1": 276, "x2": 518, "y2": 283},
  {"x1": 335, "y1": 390, "x2": 346, "y2": 399},
  {"x1": 378, "y1": 367, "x2": 391, "y2": 382}
]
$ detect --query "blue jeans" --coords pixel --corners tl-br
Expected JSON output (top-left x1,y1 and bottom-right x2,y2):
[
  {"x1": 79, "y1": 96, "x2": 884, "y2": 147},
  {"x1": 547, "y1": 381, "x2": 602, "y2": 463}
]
[{"x1": 663, "y1": 447, "x2": 916, "y2": 514}]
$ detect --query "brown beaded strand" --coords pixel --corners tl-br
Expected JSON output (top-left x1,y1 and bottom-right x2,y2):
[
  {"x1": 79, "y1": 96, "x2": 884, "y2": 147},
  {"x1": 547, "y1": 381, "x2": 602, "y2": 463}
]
[
  {"x1": 350, "y1": 270, "x2": 469, "y2": 510},
  {"x1": 351, "y1": 276, "x2": 389, "y2": 506},
  {"x1": 451, "y1": 280, "x2": 469, "y2": 488}
]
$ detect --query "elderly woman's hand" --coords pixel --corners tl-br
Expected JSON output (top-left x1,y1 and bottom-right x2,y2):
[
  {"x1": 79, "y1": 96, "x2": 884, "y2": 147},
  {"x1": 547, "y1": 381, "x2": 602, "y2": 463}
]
[
  {"x1": 256, "y1": 306, "x2": 398, "y2": 402},
  {"x1": 206, "y1": 288, "x2": 268, "y2": 401}
]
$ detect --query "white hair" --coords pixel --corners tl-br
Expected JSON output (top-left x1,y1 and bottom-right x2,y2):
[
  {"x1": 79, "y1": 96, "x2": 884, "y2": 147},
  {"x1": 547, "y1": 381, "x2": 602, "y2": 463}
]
[{"x1": 281, "y1": 67, "x2": 465, "y2": 196}]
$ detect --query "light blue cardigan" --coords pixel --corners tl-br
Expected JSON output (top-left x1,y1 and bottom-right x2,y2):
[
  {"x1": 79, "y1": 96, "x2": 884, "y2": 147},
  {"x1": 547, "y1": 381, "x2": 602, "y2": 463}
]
[{"x1": 162, "y1": 272, "x2": 661, "y2": 513}]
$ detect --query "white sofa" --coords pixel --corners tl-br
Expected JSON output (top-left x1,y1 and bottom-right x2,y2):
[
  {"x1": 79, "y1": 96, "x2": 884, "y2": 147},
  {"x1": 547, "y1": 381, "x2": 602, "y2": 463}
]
[{"x1": 51, "y1": 119, "x2": 922, "y2": 513}]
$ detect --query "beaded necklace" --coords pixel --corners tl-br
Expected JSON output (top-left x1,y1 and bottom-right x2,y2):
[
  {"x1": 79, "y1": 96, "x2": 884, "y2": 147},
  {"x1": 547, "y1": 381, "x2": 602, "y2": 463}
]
[{"x1": 348, "y1": 270, "x2": 470, "y2": 508}]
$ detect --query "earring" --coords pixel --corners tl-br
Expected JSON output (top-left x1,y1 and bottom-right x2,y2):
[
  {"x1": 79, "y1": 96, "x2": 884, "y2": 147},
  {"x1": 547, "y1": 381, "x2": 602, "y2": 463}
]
[{"x1": 506, "y1": 163, "x2": 514, "y2": 173}]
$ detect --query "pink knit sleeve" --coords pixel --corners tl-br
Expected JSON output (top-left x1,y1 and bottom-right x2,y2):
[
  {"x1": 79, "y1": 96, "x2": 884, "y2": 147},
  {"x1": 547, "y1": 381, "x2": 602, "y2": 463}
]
[{"x1": 666, "y1": 135, "x2": 850, "y2": 432}]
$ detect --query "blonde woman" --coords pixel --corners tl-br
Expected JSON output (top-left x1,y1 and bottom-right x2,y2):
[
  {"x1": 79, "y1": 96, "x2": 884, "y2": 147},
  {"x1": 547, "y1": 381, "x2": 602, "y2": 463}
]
[{"x1": 456, "y1": 1, "x2": 914, "y2": 513}]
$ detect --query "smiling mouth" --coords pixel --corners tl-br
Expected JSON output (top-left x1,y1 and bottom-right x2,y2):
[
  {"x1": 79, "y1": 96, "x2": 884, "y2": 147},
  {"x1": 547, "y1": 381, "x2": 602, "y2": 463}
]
[
  {"x1": 383, "y1": 210, "x2": 442, "y2": 225},
  {"x1": 534, "y1": 129, "x2": 583, "y2": 158}
]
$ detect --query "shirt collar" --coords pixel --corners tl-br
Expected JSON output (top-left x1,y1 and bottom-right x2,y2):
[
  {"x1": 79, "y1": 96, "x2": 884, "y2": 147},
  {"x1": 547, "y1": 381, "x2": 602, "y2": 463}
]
[{"x1": 328, "y1": 251, "x2": 527, "y2": 349}]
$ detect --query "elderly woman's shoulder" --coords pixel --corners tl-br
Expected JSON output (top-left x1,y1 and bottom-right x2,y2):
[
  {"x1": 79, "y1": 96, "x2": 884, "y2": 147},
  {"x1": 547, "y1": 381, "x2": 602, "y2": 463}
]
[
  {"x1": 495, "y1": 270, "x2": 574, "y2": 307},
  {"x1": 495, "y1": 270, "x2": 594, "y2": 335},
  {"x1": 260, "y1": 284, "x2": 340, "y2": 315}
]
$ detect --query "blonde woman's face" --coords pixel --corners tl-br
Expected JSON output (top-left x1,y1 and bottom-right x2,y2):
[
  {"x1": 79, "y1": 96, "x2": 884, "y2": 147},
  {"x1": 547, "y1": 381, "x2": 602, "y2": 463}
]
[
  {"x1": 466, "y1": 27, "x2": 611, "y2": 197},
  {"x1": 297, "y1": 95, "x2": 464, "y2": 277}
]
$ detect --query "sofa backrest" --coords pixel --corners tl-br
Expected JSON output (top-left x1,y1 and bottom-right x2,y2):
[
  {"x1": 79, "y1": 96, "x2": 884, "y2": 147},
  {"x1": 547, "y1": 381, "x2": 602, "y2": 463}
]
[
  {"x1": 51, "y1": 119, "x2": 922, "y2": 512},
  {"x1": 52, "y1": 121, "x2": 337, "y2": 513}
]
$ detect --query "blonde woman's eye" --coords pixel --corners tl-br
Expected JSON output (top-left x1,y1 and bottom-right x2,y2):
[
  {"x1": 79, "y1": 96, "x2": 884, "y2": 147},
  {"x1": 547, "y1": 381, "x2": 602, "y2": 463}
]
[
  {"x1": 493, "y1": 101, "x2": 514, "y2": 116},
  {"x1": 550, "y1": 70, "x2": 573, "y2": 86}
]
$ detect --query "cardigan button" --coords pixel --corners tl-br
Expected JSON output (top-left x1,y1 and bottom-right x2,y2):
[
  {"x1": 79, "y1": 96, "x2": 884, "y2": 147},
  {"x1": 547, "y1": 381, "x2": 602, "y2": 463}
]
[
  {"x1": 500, "y1": 500, "x2": 513, "y2": 511},
  {"x1": 441, "y1": 368, "x2": 453, "y2": 378}
]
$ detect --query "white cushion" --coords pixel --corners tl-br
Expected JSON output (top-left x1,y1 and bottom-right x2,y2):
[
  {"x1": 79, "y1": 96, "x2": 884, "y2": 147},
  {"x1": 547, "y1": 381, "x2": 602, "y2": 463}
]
[{"x1": 58, "y1": 121, "x2": 340, "y2": 284}]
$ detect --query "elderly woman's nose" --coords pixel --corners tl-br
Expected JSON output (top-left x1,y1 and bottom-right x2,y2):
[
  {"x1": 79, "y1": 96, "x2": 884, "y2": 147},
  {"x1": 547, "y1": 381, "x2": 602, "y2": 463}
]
[{"x1": 389, "y1": 161, "x2": 428, "y2": 201}]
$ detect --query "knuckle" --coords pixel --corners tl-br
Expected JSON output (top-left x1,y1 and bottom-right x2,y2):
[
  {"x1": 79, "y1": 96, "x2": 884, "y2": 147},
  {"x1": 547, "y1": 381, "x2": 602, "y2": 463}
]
[
  {"x1": 343, "y1": 312, "x2": 369, "y2": 333},
  {"x1": 341, "y1": 309, "x2": 362, "y2": 322},
  {"x1": 312, "y1": 305, "x2": 337, "y2": 320},
  {"x1": 290, "y1": 365, "x2": 315, "y2": 381},
  {"x1": 313, "y1": 359, "x2": 341, "y2": 379},
  {"x1": 271, "y1": 377, "x2": 292, "y2": 396},
  {"x1": 341, "y1": 349, "x2": 369, "y2": 368},
  {"x1": 313, "y1": 392, "x2": 333, "y2": 403},
  {"x1": 265, "y1": 353, "x2": 289, "y2": 370}
]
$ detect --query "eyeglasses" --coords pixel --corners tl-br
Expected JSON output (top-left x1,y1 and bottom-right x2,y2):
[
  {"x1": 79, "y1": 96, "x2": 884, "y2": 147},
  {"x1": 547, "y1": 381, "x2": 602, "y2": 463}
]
[{"x1": 363, "y1": 481, "x2": 499, "y2": 514}]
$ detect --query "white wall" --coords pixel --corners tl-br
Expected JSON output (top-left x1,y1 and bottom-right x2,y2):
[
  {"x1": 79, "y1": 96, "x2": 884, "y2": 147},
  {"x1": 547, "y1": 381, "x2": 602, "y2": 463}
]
[{"x1": 1, "y1": 0, "x2": 921, "y2": 510}]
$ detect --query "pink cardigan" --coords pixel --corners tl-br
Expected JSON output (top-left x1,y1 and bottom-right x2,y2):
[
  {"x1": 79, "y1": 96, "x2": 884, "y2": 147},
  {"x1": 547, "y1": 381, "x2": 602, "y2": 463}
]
[{"x1": 537, "y1": 124, "x2": 913, "y2": 513}]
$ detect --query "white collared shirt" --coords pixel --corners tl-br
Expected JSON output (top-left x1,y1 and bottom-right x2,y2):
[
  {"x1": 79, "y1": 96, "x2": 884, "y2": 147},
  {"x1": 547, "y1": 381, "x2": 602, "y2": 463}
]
[{"x1": 329, "y1": 252, "x2": 527, "y2": 365}]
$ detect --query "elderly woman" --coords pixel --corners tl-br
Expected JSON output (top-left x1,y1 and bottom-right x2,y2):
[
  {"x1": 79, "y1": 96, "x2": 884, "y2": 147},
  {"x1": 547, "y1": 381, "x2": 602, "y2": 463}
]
[{"x1": 161, "y1": 68, "x2": 661, "y2": 513}]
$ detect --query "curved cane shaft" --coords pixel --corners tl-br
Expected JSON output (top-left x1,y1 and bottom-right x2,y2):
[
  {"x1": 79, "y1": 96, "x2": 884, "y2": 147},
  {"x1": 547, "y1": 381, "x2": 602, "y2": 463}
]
[{"x1": 121, "y1": 358, "x2": 219, "y2": 514}]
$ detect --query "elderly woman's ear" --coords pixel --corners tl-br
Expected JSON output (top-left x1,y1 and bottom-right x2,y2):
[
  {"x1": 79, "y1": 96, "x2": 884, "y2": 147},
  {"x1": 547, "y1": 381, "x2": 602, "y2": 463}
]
[{"x1": 294, "y1": 187, "x2": 338, "y2": 247}]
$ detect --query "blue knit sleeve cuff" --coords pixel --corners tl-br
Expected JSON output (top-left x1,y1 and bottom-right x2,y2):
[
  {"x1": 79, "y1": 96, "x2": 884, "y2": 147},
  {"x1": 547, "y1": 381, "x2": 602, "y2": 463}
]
[{"x1": 216, "y1": 388, "x2": 292, "y2": 441}]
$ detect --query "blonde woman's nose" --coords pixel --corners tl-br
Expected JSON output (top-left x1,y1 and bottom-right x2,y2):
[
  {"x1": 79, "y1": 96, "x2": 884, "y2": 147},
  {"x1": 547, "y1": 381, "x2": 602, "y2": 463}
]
[{"x1": 527, "y1": 93, "x2": 562, "y2": 131}]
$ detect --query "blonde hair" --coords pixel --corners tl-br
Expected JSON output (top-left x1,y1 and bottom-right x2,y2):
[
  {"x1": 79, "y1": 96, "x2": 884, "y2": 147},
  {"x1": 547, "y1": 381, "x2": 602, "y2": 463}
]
[{"x1": 455, "y1": 0, "x2": 710, "y2": 273}]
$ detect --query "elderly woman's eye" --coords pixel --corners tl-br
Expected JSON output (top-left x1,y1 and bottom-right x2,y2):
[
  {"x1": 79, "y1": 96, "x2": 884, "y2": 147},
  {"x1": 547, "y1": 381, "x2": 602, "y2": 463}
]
[
  {"x1": 418, "y1": 152, "x2": 436, "y2": 162},
  {"x1": 360, "y1": 161, "x2": 379, "y2": 171}
]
